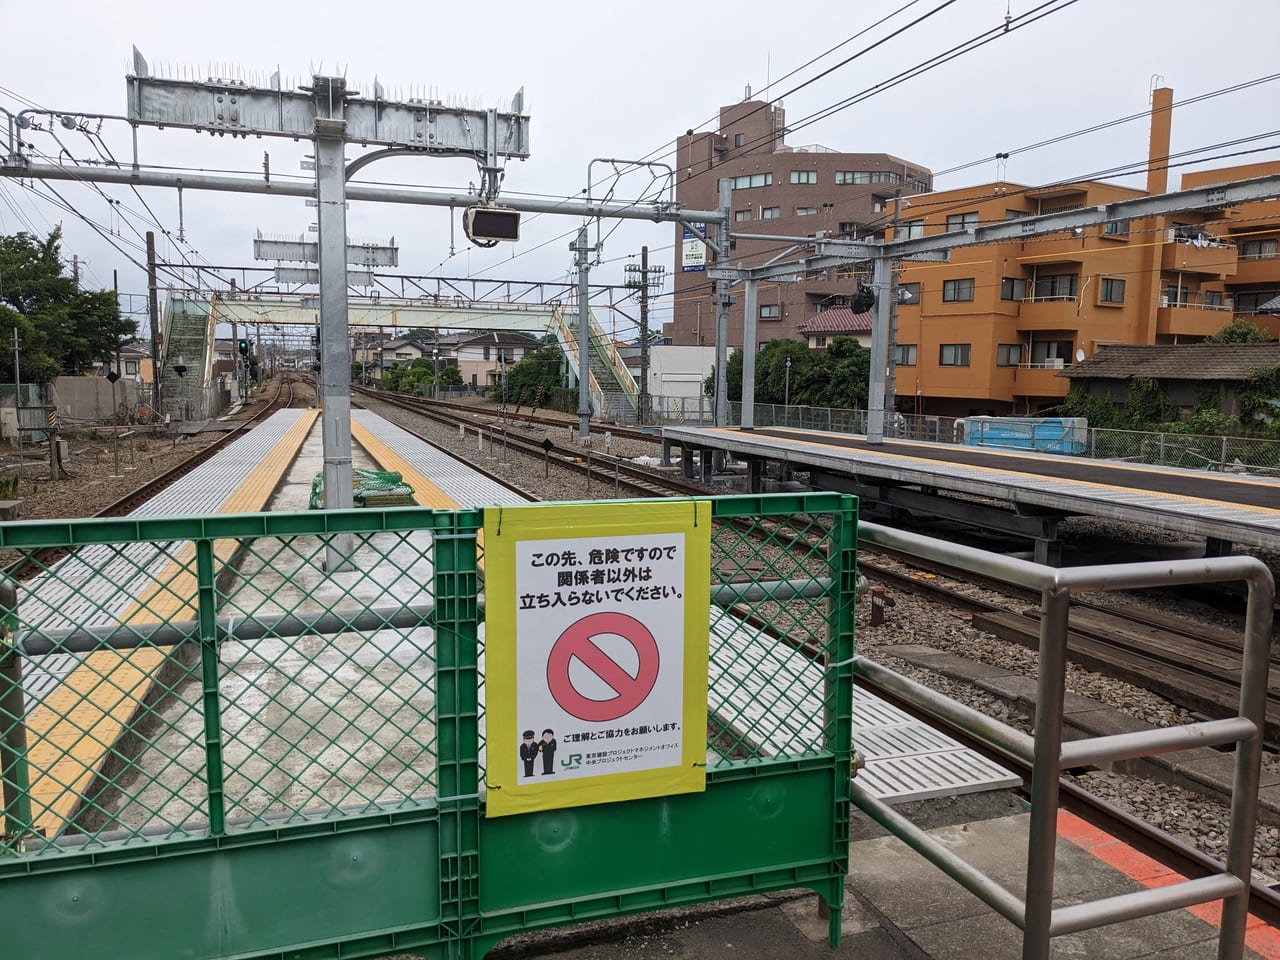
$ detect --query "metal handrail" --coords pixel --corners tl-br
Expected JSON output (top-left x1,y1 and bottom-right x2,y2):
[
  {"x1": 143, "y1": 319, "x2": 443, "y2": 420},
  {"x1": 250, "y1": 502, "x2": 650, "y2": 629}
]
[{"x1": 853, "y1": 520, "x2": 1274, "y2": 960}]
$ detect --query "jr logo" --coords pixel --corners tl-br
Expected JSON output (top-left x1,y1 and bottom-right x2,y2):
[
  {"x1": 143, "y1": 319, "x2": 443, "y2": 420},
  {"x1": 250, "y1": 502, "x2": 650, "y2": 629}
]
[{"x1": 561, "y1": 753, "x2": 582, "y2": 771}]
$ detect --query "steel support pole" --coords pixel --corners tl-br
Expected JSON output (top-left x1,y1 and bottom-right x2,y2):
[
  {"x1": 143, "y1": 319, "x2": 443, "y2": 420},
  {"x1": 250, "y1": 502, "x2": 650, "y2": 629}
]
[
  {"x1": 867, "y1": 254, "x2": 891, "y2": 444},
  {"x1": 146, "y1": 231, "x2": 161, "y2": 419},
  {"x1": 1022, "y1": 582, "x2": 1071, "y2": 960},
  {"x1": 1219, "y1": 570, "x2": 1274, "y2": 959},
  {"x1": 315, "y1": 126, "x2": 355, "y2": 566},
  {"x1": 574, "y1": 227, "x2": 592, "y2": 441},
  {"x1": 740, "y1": 278, "x2": 758, "y2": 429},
  {"x1": 713, "y1": 179, "x2": 732, "y2": 427},
  {"x1": 885, "y1": 189, "x2": 903, "y2": 424}
]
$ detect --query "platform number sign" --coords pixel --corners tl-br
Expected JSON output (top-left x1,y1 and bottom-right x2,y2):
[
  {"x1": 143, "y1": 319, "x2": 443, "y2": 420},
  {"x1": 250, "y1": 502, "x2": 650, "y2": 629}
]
[{"x1": 483, "y1": 500, "x2": 711, "y2": 817}]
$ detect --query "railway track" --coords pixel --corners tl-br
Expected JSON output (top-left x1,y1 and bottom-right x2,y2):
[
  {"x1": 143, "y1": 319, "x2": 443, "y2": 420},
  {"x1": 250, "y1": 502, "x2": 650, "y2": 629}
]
[
  {"x1": 861, "y1": 554, "x2": 1280, "y2": 747},
  {"x1": 365, "y1": 386, "x2": 1280, "y2": 750},
  {"x1": 355, "y1": 386, "x2": 706, "y2": 499},
  {"x1": 4, "y1": 376, "x2": 299, "y2": 581}
]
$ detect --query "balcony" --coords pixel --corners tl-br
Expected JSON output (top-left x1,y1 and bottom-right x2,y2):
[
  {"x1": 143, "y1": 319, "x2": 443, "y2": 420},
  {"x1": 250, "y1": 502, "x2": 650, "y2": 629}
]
[
  {"x1": 1156, "y1": 299, "x2": 1236, "y2": 339},
  {"x1": 1160, "y1": 233, "x2": 1237, "y2": 277},
  {"x1": 1010, "y1": 361, "x2": 1070, "y2": 399},
  {"x1": 1017, "y1": 295, "x2": 1079, "y2": 331},
  {"x1": 1229, "y1": 252, "x2": 1279, "y2": 285}
]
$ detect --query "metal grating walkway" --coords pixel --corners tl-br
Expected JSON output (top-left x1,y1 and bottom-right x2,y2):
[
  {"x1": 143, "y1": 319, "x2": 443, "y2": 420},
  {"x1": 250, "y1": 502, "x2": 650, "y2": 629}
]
[
  {"x1": 851, "y1": 687, "x2": 1021, "y2": 802},
  {"x1": 708, "y1": 614, "x2": 1020, "y2": 802}
]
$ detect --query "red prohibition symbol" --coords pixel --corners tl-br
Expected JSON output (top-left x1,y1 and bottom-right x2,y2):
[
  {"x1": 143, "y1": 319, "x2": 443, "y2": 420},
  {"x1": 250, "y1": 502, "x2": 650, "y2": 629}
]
[{"x1": 546, "y1": 611, "x2": 660, "y2": 722}]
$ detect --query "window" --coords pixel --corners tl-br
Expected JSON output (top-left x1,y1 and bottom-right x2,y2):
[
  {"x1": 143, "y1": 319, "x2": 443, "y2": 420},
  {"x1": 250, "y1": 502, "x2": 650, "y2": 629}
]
[
  {"x1": 1030, "y1": 340, "x2": 1073, "y2": 365},
  {"x1": 1237, "y1": 290, "x2": 1280, "y2": 313},
  {"x1": 734, "y1": 133, "x2": 745, "y2": 147},
  {"x1": 942, "y1": 278, "x2": 975, "y2": 302},
  {"x1": 939, "y1": 344, "x2": 971, "y2": 366},
  {"x1": 838, "y1": 221, "x2": 858, "y2": 236},
  {"x1": 790, "y1": 170, "x2": 817, "y2": 184},
  {"x1": 795, "y1": 206, "x2": 818, "y2": 216},
  {"x1": 893, "y1": 344, "x2": 917, "y2": 366},
  {"x1": 735, "y1": 209, "x2": 752, "y2": 222},
  {"x1": 1164, "y1": 285, "x2": 1191, "y2": 306},
  {"x1": 996, "y1": 344, "x2": 1023, "y2": 366},
  {"x1": 395, "y1": 351, "x2": 411, "y2": 360},
  {"x1": 1000, "y1": 277, "x2": 1027, "y2": 301},
  {"x1": 125, "y1": 360, "x2": 139, "y2": 375},
  {"x1": 760, "y1": 206, "x2": 781, "y2": 219},
  {"x1": 946, "y1": 211, "x2": 979, "y2": 233},
  {"x1": 1240, "y1": 239, "x2": 1279, "y2": 260},
  {"x1": 1203, "y1": 290, "x2": 1223, "y2": 307},
  {"x1": 833, "y1": 170, "x2": 901, "y2": 185},
  {"x1": 1098, "y1": 277, "x2": 1126, "y2": 304},
  {"x1": 898, "y1": 219, "x2": 924, "y2": 240},
  {"x1": 1033, "y1": 273, "x2": 1078, "y2": 299},
  {"x1": 1104, "y1": 220, "x2": 1130, "y2": 237},
  {"x1": 760, "y1": 304, "x2": 781, "y2": 319},
  {"x1": 483, "y1": 345, "x2": 491, "y2": 360},
  {"x1": 731, "y1": 173, "x2": 772, "y2": 189},
  {"x1": 912, "y1": 179, "x2": 930, "y2": 193},
  {"x1": 898, "y1": 282, "x2": 921, "y2": 304},
  {"x1": 814, "y1": 336, "x2": 827, "y2": 348}
]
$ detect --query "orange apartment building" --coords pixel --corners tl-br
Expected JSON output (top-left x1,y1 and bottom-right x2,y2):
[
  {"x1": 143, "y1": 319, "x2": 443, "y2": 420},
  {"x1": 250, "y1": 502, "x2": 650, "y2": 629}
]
[{"x1": 888, "y1": 95, "x2": 1280, "y2": 418}]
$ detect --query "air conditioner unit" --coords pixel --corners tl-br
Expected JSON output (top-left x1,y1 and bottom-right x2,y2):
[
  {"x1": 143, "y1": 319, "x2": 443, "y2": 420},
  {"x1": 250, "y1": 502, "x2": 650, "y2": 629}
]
[
  {"x1": 1224, "y1": 297, "x2": 1234, "y2": 310},
  {"x1": 1159, "y1": 295, "x2": 1170, "y2": 308},
  {"x1": 1047, "y1": 358, "x2": 1065, "y2": 369}
]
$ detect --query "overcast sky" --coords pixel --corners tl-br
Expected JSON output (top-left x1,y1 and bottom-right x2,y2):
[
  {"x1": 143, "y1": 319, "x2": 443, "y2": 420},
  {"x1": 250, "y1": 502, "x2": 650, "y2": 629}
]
[{"x1": 3, "y1": 0, "x2": 1278, "y2": 340}]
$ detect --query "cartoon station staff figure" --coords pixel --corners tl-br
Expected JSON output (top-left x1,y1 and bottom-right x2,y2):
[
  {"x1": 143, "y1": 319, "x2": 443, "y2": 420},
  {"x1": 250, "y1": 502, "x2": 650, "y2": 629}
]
[
  {"x1": 539, "y1": 728, "x2": 557, "y2": 774},
  {"x1": 519, "y1": 730, "x2": 539, "y2": 777}
]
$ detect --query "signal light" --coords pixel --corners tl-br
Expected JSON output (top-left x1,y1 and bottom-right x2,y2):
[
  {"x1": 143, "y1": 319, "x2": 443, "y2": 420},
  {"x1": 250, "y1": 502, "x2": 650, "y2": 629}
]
[
  {"x1": 238, "y1": 338, "x2": 250, "y2": 357},
  {"x1": 464, "y1": 206, "x2": 521, "y2": 246}
]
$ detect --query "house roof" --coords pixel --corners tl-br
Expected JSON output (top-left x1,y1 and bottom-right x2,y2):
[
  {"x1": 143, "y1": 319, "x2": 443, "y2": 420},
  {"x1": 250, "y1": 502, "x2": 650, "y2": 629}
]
[
  {"x1": 797, "y1": 307, "x2": 874, "y2": 335},
  {"x1": 1257, "y1": 293, "x2": 1280, "y2": 314},
  {"x1": 1061, "y1": 344, "x2": 1280, "y2": 381}
]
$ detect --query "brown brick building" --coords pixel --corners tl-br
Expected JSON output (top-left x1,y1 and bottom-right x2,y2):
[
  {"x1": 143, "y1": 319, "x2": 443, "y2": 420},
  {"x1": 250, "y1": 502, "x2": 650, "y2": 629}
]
[{"x1": 667, "y1": 99, "x2": 933, "y2": 346}]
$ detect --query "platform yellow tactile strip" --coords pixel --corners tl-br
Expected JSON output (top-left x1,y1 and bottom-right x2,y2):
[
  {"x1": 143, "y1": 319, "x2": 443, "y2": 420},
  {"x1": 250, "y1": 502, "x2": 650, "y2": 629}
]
[
  {"x1": 349, "y1": 418, "x2": 489, "y2": 568},
  {"x1": 19, "y1": 410, "x2": 319, "y2": 836},
  {"x1": 350, "y1": 418, "x2": 463, "y2": 510}
]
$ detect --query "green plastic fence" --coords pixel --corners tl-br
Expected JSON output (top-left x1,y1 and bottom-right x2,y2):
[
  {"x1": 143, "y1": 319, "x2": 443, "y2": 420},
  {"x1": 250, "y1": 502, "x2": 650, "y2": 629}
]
[{"x1": 0, "y1": 494, "x2": 856, "y2": 960}]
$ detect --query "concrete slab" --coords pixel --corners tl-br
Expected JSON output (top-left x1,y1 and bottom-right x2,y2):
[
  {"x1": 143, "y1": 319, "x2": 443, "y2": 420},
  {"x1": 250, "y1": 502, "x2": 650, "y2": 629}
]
[{"x1": 878, "y1": 645, "x2": 1018, "y2": 683}]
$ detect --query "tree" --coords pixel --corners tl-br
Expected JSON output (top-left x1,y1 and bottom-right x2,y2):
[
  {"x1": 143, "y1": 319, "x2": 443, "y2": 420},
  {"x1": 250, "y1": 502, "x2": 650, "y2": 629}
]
[
  {"x1": 1206, "y1": 318, "x2": 1272, "y2": 344},
  {"x1": 0, "y1": 229, "x2": 136, "y2": 381},
  {"x1": 507, "y1": 346, "x2": 565, "y2": 400}
]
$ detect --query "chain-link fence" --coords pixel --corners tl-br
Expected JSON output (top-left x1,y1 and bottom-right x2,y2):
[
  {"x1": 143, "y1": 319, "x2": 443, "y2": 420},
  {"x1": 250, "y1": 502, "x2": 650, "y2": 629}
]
[{"x1": 1085, "y1": 428, "x2": 1280, "y2": 473}]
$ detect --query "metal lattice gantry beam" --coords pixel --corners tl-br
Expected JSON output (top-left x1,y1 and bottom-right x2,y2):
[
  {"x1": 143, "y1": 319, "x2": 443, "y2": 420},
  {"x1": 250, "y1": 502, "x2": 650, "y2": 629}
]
[{"x1": 126, "y1": 49, "x2": 530, "y2": 164}]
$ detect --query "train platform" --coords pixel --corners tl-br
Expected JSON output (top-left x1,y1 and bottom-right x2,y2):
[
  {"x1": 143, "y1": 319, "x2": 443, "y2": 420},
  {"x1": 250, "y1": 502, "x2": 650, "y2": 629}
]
[
  {"x1": 488, "y1": 801, "x2": 1278, "y2": 960},
  {"x1": 6, "y1": 411, "x2": 1273, "y2": 960},
  {"x1": 661, "y1": 425, "x2": 1280, "y2": 561}
]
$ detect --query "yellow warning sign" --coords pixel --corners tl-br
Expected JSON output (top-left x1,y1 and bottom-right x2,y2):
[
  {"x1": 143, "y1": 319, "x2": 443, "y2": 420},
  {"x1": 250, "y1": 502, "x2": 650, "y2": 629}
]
[{"x1": 483, "y1": 500, "x2": 711, "y2": 818}]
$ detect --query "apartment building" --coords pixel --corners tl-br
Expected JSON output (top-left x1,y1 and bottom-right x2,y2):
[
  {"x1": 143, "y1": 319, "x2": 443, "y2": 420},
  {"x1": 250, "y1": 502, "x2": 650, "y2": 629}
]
[
  {"x1": 667, "y1": 98, "x2": 933, "y2": 346},
  {"x1": 889, "y1": 156, "x2": 1280, "y2": 418}
]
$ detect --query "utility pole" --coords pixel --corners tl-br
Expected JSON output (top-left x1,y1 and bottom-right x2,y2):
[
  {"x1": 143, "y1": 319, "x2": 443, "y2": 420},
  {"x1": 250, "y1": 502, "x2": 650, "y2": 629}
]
[
  {"x1": 573, "y1": 226, "x2": 595, "y2": 441},
  {"x1": 624, "y1": 245, "x2": 665, "y2": 426},
  {"x1": 639, "y1": 245, "x2": 651, "y2": 426},
  {"x1": 145, "y1": 231, "x2": 161, "y2": 419}
]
